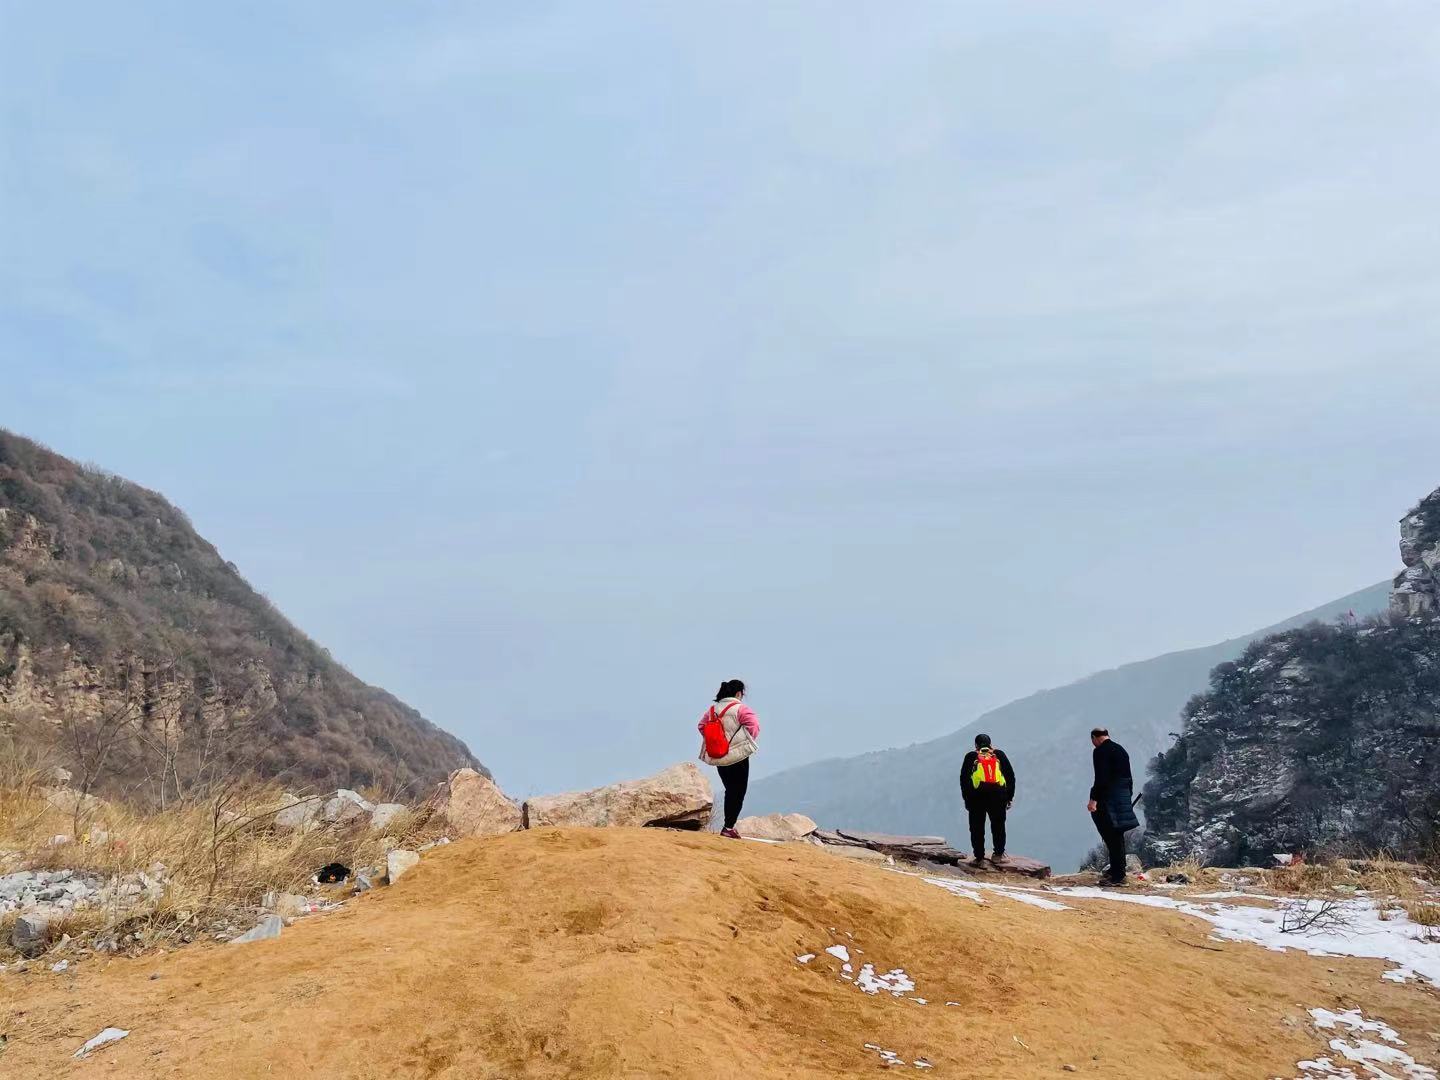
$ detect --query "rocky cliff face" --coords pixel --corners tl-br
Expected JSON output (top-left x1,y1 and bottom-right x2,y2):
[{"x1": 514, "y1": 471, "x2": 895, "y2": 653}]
[
  {"x1": 1142, "y1": 489, "x2": 1440, "y2": 867},
  {"x1": 1391, "y1": 487, "x2": 1440, "y2": 618},
  {"x1": 0, "y1": 430, "x2": 481, "y2": 800}
]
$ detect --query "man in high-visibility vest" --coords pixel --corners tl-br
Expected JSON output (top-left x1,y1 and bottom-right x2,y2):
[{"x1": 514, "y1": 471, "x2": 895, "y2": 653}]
[{"x1": 959, "y1": 733, "x2": 1016, "y2": 867}]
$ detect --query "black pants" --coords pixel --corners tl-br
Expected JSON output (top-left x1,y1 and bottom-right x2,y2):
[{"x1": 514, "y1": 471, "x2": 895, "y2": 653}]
[
  {"x1": 717, "y1": 758, "x2": 749, "y2": 829},
  {"x1": 1092, "y1": 811, "x2": 1127, "y2": 881},
  {"x1": 967, "y1": 798, "x2": 1006, "y2": 858}
]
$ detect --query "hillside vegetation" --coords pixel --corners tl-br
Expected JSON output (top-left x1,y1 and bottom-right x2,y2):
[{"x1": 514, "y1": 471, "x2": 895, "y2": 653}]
[
  {"x1": 0, "y1": 430, "x2": 479, "y2": 801},
  {"x1": 1143, "y1": 484, "x2": 1440, "y2": 866}
]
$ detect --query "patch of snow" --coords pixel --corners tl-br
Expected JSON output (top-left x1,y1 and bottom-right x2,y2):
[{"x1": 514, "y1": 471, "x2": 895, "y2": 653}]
[
  {"x1": 920, "y1": 877, "x2": 985, "y2": 904},
  {"x1": 855, "y1": 964, "x2": 916, "y2": 996},
  {"x1": 795, "y1": 953, "x2": 815, "y2": 964},
  {"x1": 1381, "y1": 968, "x2": 1416, "y2": 984},
  {"x1": 962, "y1": 881, "x2": 1072, "y2": 911},
  {"x1": 1311, "y1": 1008, "x2": 1401, "y2": 1045},
  {"x1": 826, "y1": 944, "x2": 850, "y2": 964},
  {"x1": 1043, "y1": 886, "x2": 1440, "y2": 987},
  {"x1": 743, "y1": 837, "x2": 782, "y2": 844},
  {"x1": 863, "y1": 1044, "x2": 929, "y2": 1069},
  {"x1": 1319, "y1": 1042, "x2": 1434, "y2": 1080}
]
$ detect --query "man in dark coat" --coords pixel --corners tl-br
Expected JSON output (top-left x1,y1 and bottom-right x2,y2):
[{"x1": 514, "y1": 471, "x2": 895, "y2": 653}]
[
  {"x1": 1087, "y1": 727, "x2": 1137, "y2": 885},
  {"x1": 960, "y1": 733, "x2": 1016, "y2": 866}
]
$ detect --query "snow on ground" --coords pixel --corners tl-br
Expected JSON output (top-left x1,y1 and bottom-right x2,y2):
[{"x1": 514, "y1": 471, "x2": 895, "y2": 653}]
[
  {"x1": 799, "y1": 937, "x2": 922, "y2": 1001},
  {"x1": 917, "y1": 877, "x2": 984, "y2": 904},
  {"x1": 1293, "y1": 1007, "x2": 1437, "y2": 1079},
  {"x1": 863, "y1": 1043, "x2": 933, "y2": 1069},
  {"x1": 917, "y1": 875, "x2": 1440, "y2": 986}
]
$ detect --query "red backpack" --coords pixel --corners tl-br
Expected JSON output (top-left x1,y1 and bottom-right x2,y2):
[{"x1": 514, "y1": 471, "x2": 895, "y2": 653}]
[{"x1": 701, "y1": 702, "x2": 739, "y2": 758}]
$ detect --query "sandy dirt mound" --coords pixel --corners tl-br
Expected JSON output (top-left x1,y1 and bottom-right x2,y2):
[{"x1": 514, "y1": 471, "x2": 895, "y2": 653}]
[{"x1": 2, "y1": 828, "x2": 1437, "y2": 1077}]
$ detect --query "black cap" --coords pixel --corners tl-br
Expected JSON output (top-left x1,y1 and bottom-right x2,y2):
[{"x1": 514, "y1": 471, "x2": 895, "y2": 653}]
[{"x1": 974, "y1": 733, "x2": 992, "y2": 748}]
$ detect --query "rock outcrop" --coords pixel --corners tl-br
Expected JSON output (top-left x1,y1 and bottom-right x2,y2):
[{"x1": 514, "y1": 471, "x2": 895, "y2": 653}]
[
  {"x1": 429, "y1": 769, "x2": 523, "y2": 837},
  {"x1": 523, "y1": 762, "x2": 713, "y2": 830},
  {"x1": 1391, "y1": 487, "x2": 1440, "y2": 618},
  {"x1": 1143, "y1": 488, "x2": 1440, "y2": 866},
  {"x1": 735, "y1": 813, "x2": 817, "y2": 842}
]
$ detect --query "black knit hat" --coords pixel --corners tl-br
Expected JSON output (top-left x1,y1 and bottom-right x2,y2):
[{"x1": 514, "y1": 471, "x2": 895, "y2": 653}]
[{"x1": 974, "y1": 733, "x2": 992, "y2": 749}]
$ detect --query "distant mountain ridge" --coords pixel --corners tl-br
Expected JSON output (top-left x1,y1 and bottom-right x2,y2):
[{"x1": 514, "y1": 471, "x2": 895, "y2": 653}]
[
  {"x1": 746, "y1": 582, "x2": 1390, "y2": 870},
  {"x1": 0, "y1": 429, "x2": 480, "y2": 800}
]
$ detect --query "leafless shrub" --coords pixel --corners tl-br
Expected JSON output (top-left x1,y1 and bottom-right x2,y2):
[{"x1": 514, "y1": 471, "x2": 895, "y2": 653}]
[{"x1": 1279, "y1": 896, "x2": 1352, "y2": 934}]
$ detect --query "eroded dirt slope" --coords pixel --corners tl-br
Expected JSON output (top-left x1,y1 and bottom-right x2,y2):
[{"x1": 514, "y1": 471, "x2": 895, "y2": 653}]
[{"x1": 2, "y1": 828, "x2": 1437, "y2": 1078}]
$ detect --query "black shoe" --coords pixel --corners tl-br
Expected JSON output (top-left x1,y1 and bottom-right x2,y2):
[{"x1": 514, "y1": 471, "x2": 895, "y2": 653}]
[
  {"x1": 969, "y1": 856, "x2": 986, "y2": 868},
  {"x1": 1099, "y1": 876, "x2": 1126, "y2": 888},
  {"x1": 990, "y1": 852, "x2": 1007, "y2": 864}
]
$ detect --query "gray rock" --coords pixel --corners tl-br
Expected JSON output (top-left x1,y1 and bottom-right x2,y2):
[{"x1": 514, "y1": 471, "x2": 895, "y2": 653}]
[
  {"x1": 11, "y1": 914, "x2": 50, "y2": 957},
  {"x1": 322, "y1": 789, "x2": 375, "y2": 825},
  {"x1": 386, "y1": 849, "x2": 420, "y2": 884},
  {"x1": 230, "y1": 915, "x2": 283, "y2": 944},
  {"x1": 369, "y1": 803, "x2": 408, "y2": 831},
  {"x1": 1125, "y1": 854, "x2": 1143, "y2": 875},
  {"x1": 262, "y1": 891, "x2": 308, "y2": 917},
  {"x1": 274, "y1": 795, "x2": 322, "y2": 830}
]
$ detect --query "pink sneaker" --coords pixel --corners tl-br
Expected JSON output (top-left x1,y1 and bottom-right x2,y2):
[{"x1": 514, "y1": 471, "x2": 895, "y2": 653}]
[{"x1": 720, "y1": 827, "x2": 741, "y2": 839}]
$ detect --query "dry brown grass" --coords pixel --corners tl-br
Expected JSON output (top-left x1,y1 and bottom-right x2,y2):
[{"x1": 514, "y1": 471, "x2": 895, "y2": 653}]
[
  {"x1": 1141, "y1": 852, "x2": 1436, "y2": 903},
  {"x1": 0, "y1": 771, "x2": 447, "y2": 957}
]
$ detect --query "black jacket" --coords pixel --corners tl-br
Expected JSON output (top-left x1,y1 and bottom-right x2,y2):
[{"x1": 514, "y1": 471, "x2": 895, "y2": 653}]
[
  {"x1": 959, "y1": 748, "x2": 1016, "y2": 807},
  {"x1": 1090, "y1": 738, "x2": 1138, "y2": 831}
]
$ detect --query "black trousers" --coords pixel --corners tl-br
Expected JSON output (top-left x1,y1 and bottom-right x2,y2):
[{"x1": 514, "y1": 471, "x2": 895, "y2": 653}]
[
  {"x1": 717, "y1": 758, "x2": 749, "y2": 829},
  {"x1": 1092, "y1": 811, "x2": 1127, "y2": 881},
  {"x1": 967, "y1": 797, "x2": 1007, "y2": 857}
]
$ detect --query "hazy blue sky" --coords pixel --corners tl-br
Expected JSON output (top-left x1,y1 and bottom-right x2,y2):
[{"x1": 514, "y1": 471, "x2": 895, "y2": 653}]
[{"x1": 4, "y1": 3, "x2": 1438, "y2": 796}]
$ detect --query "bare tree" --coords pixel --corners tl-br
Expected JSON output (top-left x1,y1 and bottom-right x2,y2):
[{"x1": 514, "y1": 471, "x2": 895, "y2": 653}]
[{"x1": 59, "y1": 696, "x2": 141, "y2": 836}]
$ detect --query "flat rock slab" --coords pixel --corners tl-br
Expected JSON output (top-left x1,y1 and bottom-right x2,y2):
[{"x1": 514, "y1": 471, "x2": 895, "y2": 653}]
[
  {"x1": 812, "y1": 830, "x2": 864, "y2": 847},
  {"x1": 923, "y1": 853, "x2": 1052, "y2": 879},
  {"x1": 836, "y1": 830, "x2": 948, "y2": 848}
]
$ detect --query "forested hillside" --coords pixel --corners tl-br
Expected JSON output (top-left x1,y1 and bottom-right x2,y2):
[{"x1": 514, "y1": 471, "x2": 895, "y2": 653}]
[
  {"x1": 0, "y1": 430, "x2": 480, "y2": 800},
  {"x1": 1144, "y1": 486, "x2": 1440, "y2": 865}
]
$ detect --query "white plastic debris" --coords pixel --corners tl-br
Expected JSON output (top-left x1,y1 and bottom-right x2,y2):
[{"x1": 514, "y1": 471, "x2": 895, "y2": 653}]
[
  {"x1": 74, "y1": 1028, "x2": 129, "y2": 1058},
  {"x1": 230, "y1": 915, "x2": 283, "y2": 944}
]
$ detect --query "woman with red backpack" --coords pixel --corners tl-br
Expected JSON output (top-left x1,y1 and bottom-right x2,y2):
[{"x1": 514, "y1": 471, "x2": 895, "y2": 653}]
[{"x1": 697, "y1": 678, "x2": 760, "y2": 838}]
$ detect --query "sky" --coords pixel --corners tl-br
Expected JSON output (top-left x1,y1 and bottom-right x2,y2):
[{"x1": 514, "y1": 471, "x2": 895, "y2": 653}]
[{"x1": 3, "y1": 2, "x2": 1439, "y2": 797}]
